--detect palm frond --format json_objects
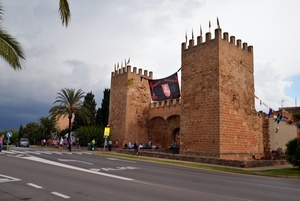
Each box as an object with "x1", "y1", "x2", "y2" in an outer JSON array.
[
  {"x1": 59, "y1": 0, "x2": 71, "y2": 27},
  {"x1": 0, "y1": 27, "x2": 26, "y2": 70}
]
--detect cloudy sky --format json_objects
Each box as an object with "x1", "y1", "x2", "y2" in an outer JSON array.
[{"x1": 0, "y1": 0, "x2": 299, "y2": 131}]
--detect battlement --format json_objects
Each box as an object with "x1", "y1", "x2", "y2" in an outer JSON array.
[
  {"x1": 181, "y1": 28, "x2": 253, "y2": 53},
  {"x1": 150, "y1": 98, "x2": 182, "y2": 109},
  {"x1": 149, "y1": 98, "x2": 181, "y2": 120},
  {"x1": 111, "y1": 65, "x2": 153, "y2": 79}
]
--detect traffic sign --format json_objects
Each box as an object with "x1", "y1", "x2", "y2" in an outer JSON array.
[{"x1": 6, "y1": 132, "x2": 12, "y2": 138}]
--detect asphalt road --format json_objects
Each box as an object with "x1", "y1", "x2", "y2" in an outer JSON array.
[{"x1": 0, "y1": 146, "x2": 299, "y2": 201}]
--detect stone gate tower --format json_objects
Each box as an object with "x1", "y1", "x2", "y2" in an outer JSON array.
[
  {"x1": 180, "y1": 28, "x2": 266, "y2": 160},
  {"x1": 109, "y1": 66, "x2": 152, "y2": 145}
]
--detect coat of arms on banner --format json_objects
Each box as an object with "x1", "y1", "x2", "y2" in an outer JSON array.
[{"x1": 161, "y1": 84, "x2": 171, "y2": 97}]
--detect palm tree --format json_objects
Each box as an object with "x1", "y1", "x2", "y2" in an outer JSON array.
[
  {"x1": 49, "y1": 88, "x2": 91, "y2": 145},
  {"x1": 0, "y1": 4, "x2": 25, "y2": 70},
  {"x1": 39, "y1": 116, "x2": 60, "y2": 140},
  {"x1": 0, "y1": 0, "x2": 70, "y2": 70}
]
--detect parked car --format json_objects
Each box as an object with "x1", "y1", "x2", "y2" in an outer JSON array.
[
  {"x1": 3, "y1": 138, "x2": 10, "y2": 145},
  {"x1": 16, "y1": 138, "x2": 29, "y2": 147}
]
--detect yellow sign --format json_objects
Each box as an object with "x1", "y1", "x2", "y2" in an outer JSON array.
[{"x1": 104, "y1": 127, "x2": 110, "y2": 137}]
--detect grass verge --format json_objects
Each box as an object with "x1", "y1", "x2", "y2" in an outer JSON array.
[{"x1": 98, "y1": 152, "x2": 300, "y2": 177}]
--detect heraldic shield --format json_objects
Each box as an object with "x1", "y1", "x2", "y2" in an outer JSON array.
[{"x1": 148, "y1": 72, "x2": 180, "y2": 101}]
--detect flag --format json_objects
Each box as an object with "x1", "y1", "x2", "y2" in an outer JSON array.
[
  {"x1": 117, "y1": 63, "x2": 119, "y2": 69},
  {"x1": 217, "y1": 17, "x2": 220, "y2": 29},
  {"x1": 185, "y1": 31, "x2": 187, "y2": 43},
  {"x1": 254, "y1": 94, "x2": 259, "y2": 99},
  {"x1": 148, "y1": 72, "x2": 180, "y2": 101},
  {"x1": 263, "y1": 102, "x2": 268, "y2": 107},
  {"x1": 260, "y1": 100, "x2": 262, "y2": 106},
  {"x1": 275, "y1": 113, "x2": 282, "y2": 124},
  {"x1": 209, "y1": 20, "x2": 211, "y2": 28},
  {"x1": 283, "y1": 116, "x2": 289, "y2": 121},
  {"x1": 200, "y1": 25, "x2": 202, "y2": 36},
  {"x1": 127, "y1": 57, "x2": 130, "y2": 64},
  {"x1": 192, "y1": 29, "x2": 194, "y2": 40},
  {"x1": 268, "y1": 108, "x2": 273, "y2": 118}
]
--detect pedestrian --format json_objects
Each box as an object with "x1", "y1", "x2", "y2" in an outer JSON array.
[
  {"x1": 0, "y1": 134, "x2": 4, "y2": 152},
  {"x1": 115, "y1": 139, "x2": 119, "y2": 148},
  {"x1": 108, "y1": 140, "x2": 112, "y2": 151},
  {"x1": 67, "y1": 137, "x2": 72, "y2": 152},
  {"x1": 92, "y1": 138, "x2": 95, "y2": 151},
  {"x1": 76, "y1": 138, "x2": 80, "y2": 150},
  {"x1": 133, "y1": 141, "x2": 139, "y2": 156},
  {"x1": 59, "y1": 136, "x2": 63, "y2": 152}
]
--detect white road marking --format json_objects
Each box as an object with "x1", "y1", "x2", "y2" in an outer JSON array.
[
  {"x1": 22, "y1": 156, "x2": 133, "y2": 181},
  {"x1": 51, "y1": 192, "x2": 70, "y2": 199},
  {"x1": 58, "y1": 159, "x2": 93, "y2": 165},
  {"x1": 27, "y1": 183, "x2": 43, "y2": 189},
  {"x1": 106, "y1": 157, "x2": 136, "y2": 163},
  {"x1": 0, "y1": 174, "x2": 21, "y2": 183}
]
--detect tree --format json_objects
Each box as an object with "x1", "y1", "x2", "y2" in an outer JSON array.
[
  {"x1": 0, "y1": 0, "x2": 70, "y2": 70},
  {"x1": 22, "y1": 122, "x2": 41, "y2": 145},
  {"x1": 73, "y1": 92, "x2": 97, "y2": 130},
  {"x1": 49, "y1": 88, "x2": 91, "y2": 145},
  {"x1": 95, "y1": 88, "x2": 110, "y2": 127},
  {"x1": 75, "y1": 125, "x2": 104, "y2": 148},
  {"x1": 39, "y1": 116, "x2": 60, "y2": 139},
  {"x1": 286, "y1": 138, "x2": 300, "y2": 168}
]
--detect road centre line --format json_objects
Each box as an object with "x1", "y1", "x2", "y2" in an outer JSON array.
[
  {"x1": 58, "y1": 159, "x2": 93, "y2": 165},
  {"x1": 27, "y1": 183, "x2": 43, "y2": 189},
  {"x1": 22, "y1": 156, "x2": 133, "y2": 181},
  {"x1": 51, "y1": 192, "x2": 70, "y2": 199},
  {"x1": 106, "y1": 158, "x2": 136, "y2": 163}
]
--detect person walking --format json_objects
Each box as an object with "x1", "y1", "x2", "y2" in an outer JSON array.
[
  {"x1": 0, "y1": 134, "x2": 4, "y2": 152},
  {"x1": 115, "y1": 139, "x2": 119, "y2": 148},
  {"x1": 59, "y1": 136, "x2": 64, "y2": 152},
  {"x1": 133, "y1": 141, "x2": 139, "y2": 156},
  {"x1": 76, "y1": 138, "x2": 80, "y2": 150},
  {"x1": 67, "y1": 137, "x2": 72, "y2": 152},
  {"x1": 92, "y1": 138, "x2": 95, "y2": 151}
]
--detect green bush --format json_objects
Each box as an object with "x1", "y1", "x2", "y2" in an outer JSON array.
[{"x1": 286, "y1": 138, "x2": 300, "y2": 168}]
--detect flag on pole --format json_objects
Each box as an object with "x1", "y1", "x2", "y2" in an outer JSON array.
[
  {"x1": 148, "y1": 72, "x2": 180, "y2": 101},
  {"x1": 217, "y1": 17, "x2": 220, "y2": 29},
  {"x1": 209, "y1": 20, "x2": 211, "y2": 29},
  {"x1": 192, "y1": 29, "x2": 194, "y2": 40},
  {"x1": 185, "y1": 31, "x2": 187, "y2": 43},
  {"x1": 127, "y1": 57, "x2": 130, "y2": 65},
  {"x1": 268, "y1": 108, "x2": 273, "y2": 118},
  {"x1": 200, "y1": 25, "x2": 202, "y2": 36},
  {"x1": 275, "y1": 113, "x2": 282, "y2": 124}
]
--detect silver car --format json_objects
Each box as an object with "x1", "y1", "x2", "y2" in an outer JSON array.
[{"x1": 16, "y1": 138, "x2": 29, "y2": 147}]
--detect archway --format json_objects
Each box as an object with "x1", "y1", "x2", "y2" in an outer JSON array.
[{"x1": 172, "y1": 128, "x2": 180, "y2": 148}]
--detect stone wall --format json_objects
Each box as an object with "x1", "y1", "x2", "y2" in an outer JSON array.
[
  {"x1": 109, "y1": 66, "x2": 152, "y2": 145},
  {"x1": 180, "y1": 28, "x2": 265, "y2": 160}
]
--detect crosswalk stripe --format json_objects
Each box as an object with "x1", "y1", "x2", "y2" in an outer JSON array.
[{"x1": 1, "y1": 150, "x2": 93, "y2": 156}]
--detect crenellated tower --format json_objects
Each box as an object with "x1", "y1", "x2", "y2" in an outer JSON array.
[
  {"x1": 109, "y1": 66, "x2": 153, "y2": 145},
  {"x1": 180, "y1": 28, "x2": 266, "y2": 160}
]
